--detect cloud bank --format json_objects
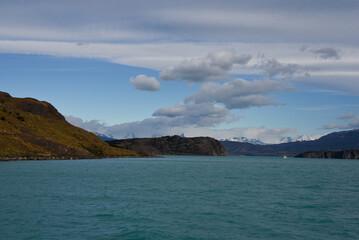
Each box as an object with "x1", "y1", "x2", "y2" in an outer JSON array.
[
  {"x1": 66, "y1": 115, "x2": 298, "y2": 144},
  {"x1": 1, "y1": 0, "x2": 358, "y2": 44}
]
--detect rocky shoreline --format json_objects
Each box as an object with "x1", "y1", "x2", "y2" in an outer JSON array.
[
  {"x1": 295, "y1": 150, "x2": 359, "y2": 159},
  {"x1": 0, "y1": 156, "x2": 75, "y2": 161}
]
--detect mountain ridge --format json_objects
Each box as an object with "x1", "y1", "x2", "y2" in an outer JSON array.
[
  {"x1": 221, "y1": 129, "x2": 359, "y2": 157},
  {"x1": 107, "y1": 135, "x2": 226, "y2": 156}
]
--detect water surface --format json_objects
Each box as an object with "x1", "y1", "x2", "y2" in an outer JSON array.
[{"x1": 1, "y1": 156, "x2": 358, "y2": 239}]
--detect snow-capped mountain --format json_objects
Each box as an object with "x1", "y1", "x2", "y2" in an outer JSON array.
[
  {"x1": 220, "y1": 137, "x2": 266, "y2": 145},
  {"x1": 221, "y1": 134, "x2": 325, "y2": 145},
  {"x1": 279, "y1": 134, "x2": 325, "y2": 143}
]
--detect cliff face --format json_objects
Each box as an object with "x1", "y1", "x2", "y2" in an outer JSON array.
[
  {"x1": 0, "y1": 91, "x2": 140, "y2": 160},
  {"x1": 107, "y1": 135, "x2": 227, "y2": 156},
  {"x1": 295, "y1": 150, "x2": 359, "y2": 159}
]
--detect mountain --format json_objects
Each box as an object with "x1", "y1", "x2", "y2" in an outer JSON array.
[
  {"x1": 220, "y1": 137, "x2": 265, "y2": 145},
  {"x1": 0, "y1": 91, "x2": 140, "y2": 160},
  {"x1": 221, "y1": 129, "x2": 359, "y2": 157},
  {"x1": 107, "y1": 135, "x2": 226, "y2": 156},
  {"x1": 279, "y1": 134, "x2": 325, "y2": 143},
  {"x1": 221, "y1": 134, "x2": 324, "y2": 145}
]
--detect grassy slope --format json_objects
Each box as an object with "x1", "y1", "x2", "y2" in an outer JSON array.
[{"x1": 0, "y1": 92, "x2": 140, "y2": 159}]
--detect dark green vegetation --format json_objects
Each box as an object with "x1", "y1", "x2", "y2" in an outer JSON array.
[
  {"x1": 107, "y1": 135, "x2": 227, "y2": 156},
  {"x1": 295, "y1": 150, "x2": 359, "y2": 159},
  {"x1": 0, "y1": 91, "x2": 141, "y2": 160},
  {"x1": 221, "y1": 129, "x2": 359, "y2": 157}
]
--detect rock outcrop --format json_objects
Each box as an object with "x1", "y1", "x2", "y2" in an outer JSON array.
[
  {"x1": 295, "y1": 150, "x2": 359, "y2": 159},
  {"x1": 0, "y1": 91, "x2": 140, "y2": 160},
  {"x1": 107, "y1": 135, "x2": 227, "y2": 156}
]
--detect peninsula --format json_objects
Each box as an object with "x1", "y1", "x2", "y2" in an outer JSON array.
[{"x1": 107, "y1": 135, "x2": 226, "y2": 156}]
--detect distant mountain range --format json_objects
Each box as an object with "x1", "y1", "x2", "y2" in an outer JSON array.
[
  {"x1": 95, "y1": 129, "x2": 359, "y2": 158},
  {"x1": 221, "y1": 129, "x2": 359, "y2": 157},
  {"x1": 97, "y1": 132, "x2": 323, "y2": 145},
  {"x1": 219, "y1": 137, "x2": 266, "y2": 145},
  {"x1": 220, "y1": 134, "x2": 324, "y2": 145}
]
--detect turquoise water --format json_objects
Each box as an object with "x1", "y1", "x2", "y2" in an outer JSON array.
[{"x1": 0, "y1": 156, "x2": 358, "y2": 239}]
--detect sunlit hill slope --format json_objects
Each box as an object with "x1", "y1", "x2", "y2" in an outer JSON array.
[{"x1": 0, "y1": 91, "x2": 140, "y2": 160}]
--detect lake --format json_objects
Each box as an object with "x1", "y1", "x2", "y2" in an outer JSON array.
[{"x1": 1, "y1": 156, "x2": 358, "y2": 239}]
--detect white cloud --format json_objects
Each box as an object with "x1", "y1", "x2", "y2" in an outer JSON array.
[
  {"x1": 130, "y1": 74, "x2": 161, "y2": 91},
  {"x1": 152, "y1": 102, "x2": 237, "y2": 127},
  {"x1": 1, "y1": 39, "x2": 358, "y2": 95},
  {"x1": 160, "y1": 50, "x2": 251, "y2": 83},
  {"x1": 323, "y1": 112, "x2": 359, "y2": 130},
  {"x1": 185, "y1": 78, "x2": 286, "y2": 109},
  {"x1": 66, "y1": 102, "x2": 238, "y2": 138}
]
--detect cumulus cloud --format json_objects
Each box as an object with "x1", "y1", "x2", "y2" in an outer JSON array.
[
  {"x1": 323, "y1": 112, "x2": 359, "y2": 130},
  {"x1": 185, "y1": 78, "x2": 285, "y2": 109},
  {"x1": 256, "y1": 57, "x2": 306, "y2": 78},
  {"x1": 152, "y1": 102, "x2": 237, "y2": 127},
  {"x1": 130, "y1": 74, "x2": 161, "y2": 91},
  {"x1": 160, "y1": 50, "x2": 251, "y2": 83}
]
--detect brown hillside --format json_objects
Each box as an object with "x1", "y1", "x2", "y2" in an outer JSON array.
[{"x1": 0, "y1": 91, "x2": 140, "y2": 160}]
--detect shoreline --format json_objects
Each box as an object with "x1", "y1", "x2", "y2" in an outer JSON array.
[{"x1": 0, "y1": 154, "x2": 153, "y2": 161}]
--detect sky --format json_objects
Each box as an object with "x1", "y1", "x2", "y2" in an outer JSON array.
[{"x1": 1, "y1": 0, "x2": 359, "y2": 143}]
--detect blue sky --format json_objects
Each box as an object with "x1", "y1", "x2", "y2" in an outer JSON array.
[{"x1": 1, "y1": 0, "x2": 358, "y2": 143}]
